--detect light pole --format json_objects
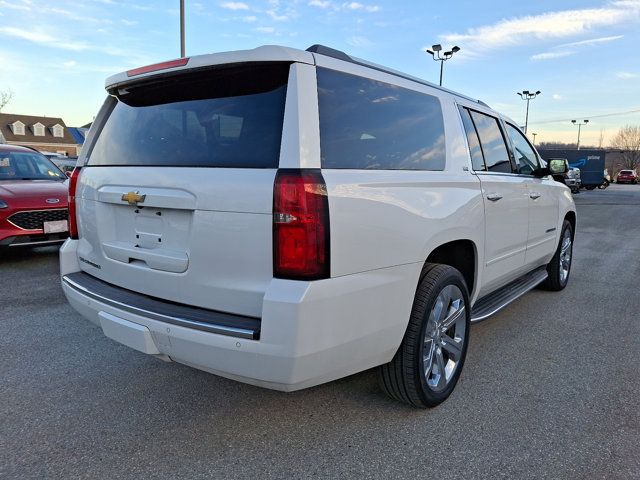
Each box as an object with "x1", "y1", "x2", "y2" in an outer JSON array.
[
  {"x1": 516, "y1": 90, "x2": 541, "y2": 135},
  {"x1": 571, "y1": 119, "x2": 589, "y2": 150},
  {"x1": 532, "y1": 132, "x2": 537, "y2": 145},
  {"x1": 180, "y1": 0, "x2": 185, "y2": 57},
  {"x1": 425, "y1": 44, "x2": 460, "y2": 86}
]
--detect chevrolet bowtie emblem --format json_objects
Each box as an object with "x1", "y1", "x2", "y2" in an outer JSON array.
[{"x1": 121, "y1": 191, "x2": 146, "y2": 205}]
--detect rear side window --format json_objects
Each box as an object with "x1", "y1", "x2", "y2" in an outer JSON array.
[
  {"x1": 317, "y1": 68, "x2": 445, "y2": 170},
  {"x1": 88, "y1": 63, "x2": 290, "y2": 168},
  {"x1": 469, "y1": 110, "x2": 512, "y2": 174},
  {"x1": 458, "y1": 106, "x2": 486, "y2": 171}
]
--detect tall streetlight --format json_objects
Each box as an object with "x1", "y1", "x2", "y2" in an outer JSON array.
[
  {"x1": 425, "y1": 44, "x2": 460, "y2": 86},
  {"x1": 571, "y1": 119, "x2": 589, "y2": 150},
  {"x1": 531, "y1": 132, "x2": 538, "y2": 145},
  {"x1": 180, "y1": 0, "x2": 186, "y2": 57},
  {"x1": 516, "y1": 90, "x2": 541, "y2": 135}
]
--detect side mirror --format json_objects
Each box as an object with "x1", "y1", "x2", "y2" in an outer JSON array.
[{"x1": 549, "y1": 159, "x2": 568, "y2": 175}]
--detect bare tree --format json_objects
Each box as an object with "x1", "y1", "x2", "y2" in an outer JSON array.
[
  {"x1": 610, "y1": 125, "x2": 640, "y2": 170},
  {"x1": 597, "y1": 129, "x2": 605, "y2": 149},
  {"x1": 0, "y1": 89, "x2": 12, "y2": 112}
]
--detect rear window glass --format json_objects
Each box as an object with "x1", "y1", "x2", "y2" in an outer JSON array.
[
  {"x1": 88, "y1": 63, "x2": 290, "y2": 168},
  {"x1": 317, "y1": 68, "x2": 445, "y2": 170}
]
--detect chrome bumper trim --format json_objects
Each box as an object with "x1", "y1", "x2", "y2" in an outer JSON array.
[
  {"x1": 8, "y1": 239, "x2": 66, "y2": 247},
  {"x1": 62, "y1": 274, "x2": 259, "y2": 340}
]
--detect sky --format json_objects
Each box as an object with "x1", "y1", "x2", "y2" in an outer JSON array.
[{"x1": 0, "y1": 0, "x2": 639, "y2": 146}]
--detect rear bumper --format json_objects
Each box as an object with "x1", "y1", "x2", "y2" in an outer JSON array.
[{"x1": 60, "y1": 239, "x2": 419, "y2": 391}]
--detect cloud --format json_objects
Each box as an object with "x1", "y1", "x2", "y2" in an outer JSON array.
[
  {"x1": 552, "y1": 94, "x2": 562, "y2": 100},
  {"x1": 46, "y1": 7, "x2": 113, "y2": 24},
  {"x1": 256, "y1": 26, "x2": 276, "y2": 33},
  {"x1": 267, "y1": 9, "x2": 290, "y2": 20},
  {"x1": 242, "y1": 15, "x2": 257, "y2": 21},
  {"x1": 347, "y1": 35, "x2": 373, "y2": 47},
  {"x1": 0, "y1": 0, "x2": 31, "y2": 11},
  {"x1": 557, "y1": 34, "x2": 623, "y2": 48},
  {"x1": 63, "y1": 60, "x2": 77, "y2": 68},
  {"x1": 0, "y1": 26, "x2": 93, "y2": 51},
  {"x1": 308, "y1": 0, "x2": 331, "y2": 7},
  {"x1": 530, "y1": 50, "x2": 575, "y2": 61},
  {"x1": 220, "y1": 2, "x2": 249, "y2": 10},
  {"x1": 121, "y1": 19, "x2": 138, "y2": 26},
  {"x1": 343, "y1": 2, "x2": 380, "y2": 12},
  {"x1": 0, "y1": 25, "x2": 145, "y2": 59},
  {"x1": 441, "y1": 3, "x2": 640, "y2": 54},
  {"x1": 0, "y1": 27, "x2": 54, "y2": 44},
  {"x1": 617, "y1": 71, "x2": 639, "y2": 78}
]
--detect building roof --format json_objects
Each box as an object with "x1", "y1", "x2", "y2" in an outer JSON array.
[
  {"x1": 67, "y1": 127, "x2": 89, "y2": 144},
  {"x1": 0, "y1": 113, "x2": 77, "y2": 145}
]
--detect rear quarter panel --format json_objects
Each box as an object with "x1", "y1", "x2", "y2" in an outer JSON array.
[{"x1": 324, "y1": 170, "x2": 484, "y2": 280}]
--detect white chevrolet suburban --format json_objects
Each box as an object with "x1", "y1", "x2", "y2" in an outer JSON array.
[{"x1": 60, "y1": 45, "x2": 576, "y2": 407}]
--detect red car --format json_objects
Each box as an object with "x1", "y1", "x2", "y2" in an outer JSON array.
[
  {"x1": 0, "y1": 144, "x2": 70, "y2": 247},
  {"x1": 616, "y1": 170, "x2": 638, "y2": 184}
]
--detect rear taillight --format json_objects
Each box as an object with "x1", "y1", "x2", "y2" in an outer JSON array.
[
  {"x1": 68, "y1": 167, "x2": 81, "y2": 239},
  {"x1": 273, "y1": 169, "x2": 330, "y2": 280}
]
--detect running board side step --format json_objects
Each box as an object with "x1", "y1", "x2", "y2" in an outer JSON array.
[{"x1": 470, "y1": 266, "x2": 548, "y2": 323}]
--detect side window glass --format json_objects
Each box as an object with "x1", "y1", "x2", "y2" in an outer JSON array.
[
  {"x1": 505, "y1": 123, "x2": 540, "y2": 175},
  {"x1": 469, "y1": 111, "x2": 512, "y2": 173},
  {"x1": 458, "y1": 106, "x2": 486, "y2": 171},
  {"x1": 317, "y1": 68, "x2": 446, "y2": 170}
]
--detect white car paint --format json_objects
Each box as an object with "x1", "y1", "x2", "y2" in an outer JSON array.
[{"x1": 61, "y1": 44, "x2": 576, "y2": 391}]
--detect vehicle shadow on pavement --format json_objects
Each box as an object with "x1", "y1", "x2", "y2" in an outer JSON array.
[{"x1": 0, "y1": 245, "x2": 60, "y2": 262}]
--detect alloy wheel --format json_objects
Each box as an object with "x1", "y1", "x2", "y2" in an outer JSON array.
[
  {"x1": 422, "y1": 285, "x2": 466, "y2": 392},
  {"x1": 559, "y1": 230, "x2": 572, "y2": 283}
]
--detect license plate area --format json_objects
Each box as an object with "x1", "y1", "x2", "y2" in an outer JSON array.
[
  {"x1": 96, "y1": 203, "x2": 193, "y2": 252},
  {"x1": 44, "y1": 219, "x2": 68, "y2": 233}
]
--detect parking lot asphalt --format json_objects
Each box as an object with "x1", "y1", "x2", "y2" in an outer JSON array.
[{"x1": 2, "y1": 184, "x2": 640, "y2": 480}]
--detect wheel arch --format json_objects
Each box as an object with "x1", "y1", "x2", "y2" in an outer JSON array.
[
  {"x1": 564, "y1": 210, "x2": 576, "y2": 238},
  {"x1": 424, "y1": 239, "x2": 478, "y2": 298}
]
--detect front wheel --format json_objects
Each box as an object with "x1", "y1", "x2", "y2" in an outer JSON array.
[
  {"x1": 540, "y1": 220, "x2": 573, "y2": 291},
  {"x1": 378, "y1": 264, "x2": 470, "y2": 408}
]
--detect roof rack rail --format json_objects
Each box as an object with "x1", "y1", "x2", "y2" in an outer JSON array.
[{"x1": 306, "y1": 44, "x2": 488, "y2": 107}]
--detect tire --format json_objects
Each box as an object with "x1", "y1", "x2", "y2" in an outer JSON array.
[
  {"x1": 540, "y1": 220, "x2": 573, "y2": 291},
  {"x1": 378, "y1": 263, "x2": 470, "y2": 408}
]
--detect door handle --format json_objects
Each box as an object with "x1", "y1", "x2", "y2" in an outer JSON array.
[
  {"x1": 529, "y1": 192, "x2": 541, "y2": 200},
  {"x1": 486, "y1": 193, "x2": 503, "y2": 202}
]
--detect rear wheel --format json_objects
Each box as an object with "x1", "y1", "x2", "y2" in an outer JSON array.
[
  {"x1": 378, "y1": 264, "x2": 470, "y2": 408},
  {"x1": 540, "y1": 220, "x2": 573, "y2": 291}
]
